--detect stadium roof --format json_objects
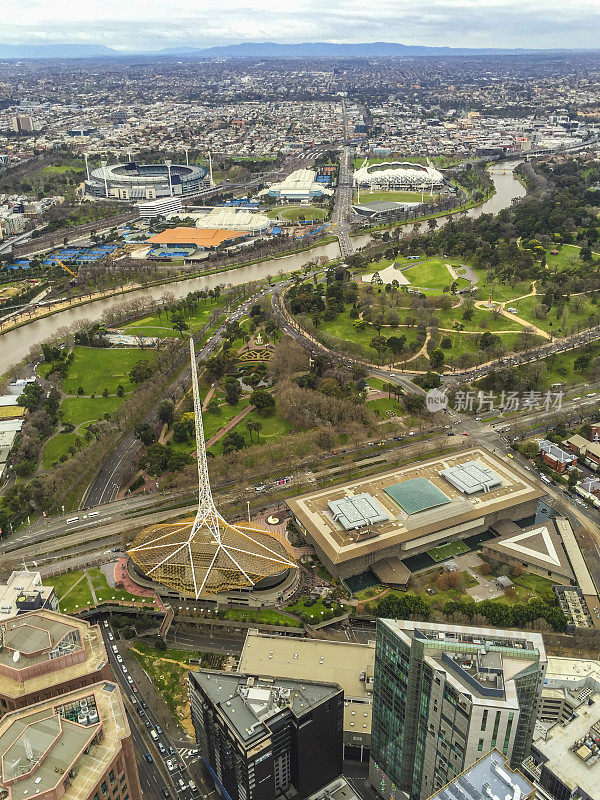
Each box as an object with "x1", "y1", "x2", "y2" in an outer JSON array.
[
  {"x1": 147, "y1": 227, "x2": 248, "y2": 248},
  {"x1": 441, "y1": 460, "x2": 502, "y2": 494},
  {"x1": 327, "y1": 493, "x2": 389, "y2": 530},
  {"x1": 384, "y1": 478, "x2": 450, "y2": 515}
]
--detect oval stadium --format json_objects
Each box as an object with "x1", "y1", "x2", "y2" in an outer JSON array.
[
  {"x1": 84, "y1": 161, "x2": 209, "y2": 201},
  {"x1": 353, "y1": 160, "x2": 444, "y2": 190}
]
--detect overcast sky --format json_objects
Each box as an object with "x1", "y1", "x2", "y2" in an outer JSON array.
[{"x1": 7, "y1": 0, "x2": 600, "y2": 51}]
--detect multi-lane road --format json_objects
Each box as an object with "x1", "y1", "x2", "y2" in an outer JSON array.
[{"x1": 99, "y1": 617, "x2": 209, "y2": 800}]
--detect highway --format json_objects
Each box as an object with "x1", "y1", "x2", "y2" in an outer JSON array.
[{"x1": 333, "y1": 101, "x2": 354, "y2": 258}]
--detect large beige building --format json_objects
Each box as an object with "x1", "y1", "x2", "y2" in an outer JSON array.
[
  {"x1": 0, "y1": 681, "x2": 142, "y2": 800},
  {"x1": 0, "y1": 611, "x2": 111, "y2": 714},
  {"x1": 238, "y1": 630, "x2": 375, "y2": 760},
  {"x1": 287, "y1": 448, "x2": 544, "y2": 579}
]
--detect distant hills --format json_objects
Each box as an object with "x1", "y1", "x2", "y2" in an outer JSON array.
[{"x1": 0, "y1": 40, "x2": 594, "y2": 60}]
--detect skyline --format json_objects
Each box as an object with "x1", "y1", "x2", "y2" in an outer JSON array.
[{"x1": 6, "y1": 1, "x2": 600, "y2": 53}]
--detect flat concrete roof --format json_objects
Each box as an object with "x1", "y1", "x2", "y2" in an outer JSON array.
[
  {"x1": 328, "y1": 493, "x2": 389, "y2": 530},
  {"x1": 533, "y1": 687, "x2": 600, "y2": 796},
  {"x1": 0, "y1": 571, "x2": 54, "y2": 620},
  {"x1": 555, "y1": 517, "x2": 597, "y2": 597},
  {"x1": 0, "y1": 682, "x2": 129, "y2": 800},
  {"x1": 426, "y1": 749, "x2": 535, "y2": 800},
  {"x1": 440, "y1": 460, "x2": 502, "y2": 495},
  {"x1": 190, "y1": 670, "x2": 341, "y2": 748},
  {"x1": 287, "y1": 449, "x2": 544, "y2": 566},
  {"x1": 238, "y1": 631, "x2": 374, "y2": 736},
  {"x1": 0, "y1": 611, "x2": 107, "y2": 700}
]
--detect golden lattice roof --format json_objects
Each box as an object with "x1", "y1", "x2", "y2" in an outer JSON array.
[{"x1": 128, "y1": 516, "x2": 295, "y2": 597}]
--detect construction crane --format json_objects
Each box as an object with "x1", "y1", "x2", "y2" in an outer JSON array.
[{"x1": 55, "y1": 259, "x2": 78, "y2": 278}]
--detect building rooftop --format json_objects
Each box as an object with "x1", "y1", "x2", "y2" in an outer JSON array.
[
  {"x1": 0, "y1": 682, "x2": 130, "y2": 800},
  {"x1": 237, "y1": 631, "x2": 374, "y2": 736},
  {"x1": 287, "y1": 449, "x2": 544, "y2": 566},
  {"x1": 0, "y1": 572, "x2": 55, "y2": 620},
  {"x1": 384, "y1": 478, "x2": 450, "y2": 515},
  {"x1": 0, "y1": 611, "x2": 107, "y2": 700},
  {"x1": 538, "y1": 440, "x2": 576, "y2": 465},
  {"x1": 484, "y1": 519, "x2": 574, "y2": 580},
  {"x1": 532, "y1": 685, "x2": 600, "y2": 797},
  {"x1": 190, "y1": 670, "x2": 341, "y2": 748},
  {"x1": 147, "y1": 226, "x2": 248, "y2": 247},
  {"x1": 381, "y1": 620, "x2": 546, "y2": 707},
  {"x1": 440, "y1": 460, "x2": 502, "y2": 495},
  {"x1": 327, "y1": 493, "x2": 389, "y2": 530},
  {"x1": 426, "y1": 749, "x2": 535, "y2": 800}
]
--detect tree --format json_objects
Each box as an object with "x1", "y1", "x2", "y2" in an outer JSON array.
[
  {"x1": 129, "y1": 360, "x2": 155, "y2": 384},
  {"x1": 250, "y1": 389, "x2": 275, "y2": 416},
  {"x1": 252, "y1": 420, "x2": 263, "y2": 442},
  {"x1": 172, "y1": 314, "x2": 189, "y2": 338},
  {"x1": 133, "y1": 422, "x2": 156, "y2": 446},
  {"x1": 116, "y1": 384, "x2": 125, "y2": 397},
  {"x1": 567, "y1": 468, "x2": 579, "y2": 489},
  {"x1": 370, "y1": 335, "x2": 389, "y2": 364},
  {"x1": 440, "y1": 336, "x2": 452, "y2": 350},
  {"x1": 404, "y1": 395, "x2": 426, "y2": 414},
  {"x1": 224, "y1": 377, "x2": 242, "y2": 406},
  {"x1": 429, "y1": 349, "x2": 444, "y2": 370},
  {"x1": 157, "y1": 399, "x2": 175, "y2": 426},
  {"x1": 222, "y1": 431, "x2": 246, "y2": 454}
]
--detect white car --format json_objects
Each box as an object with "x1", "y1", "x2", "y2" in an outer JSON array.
[
  {"x1": 121, "y1": 665, "x2": 128, "y2": 673},
  {"x1": 116, "y1": 655, "x2": 123, "y2": 663}
]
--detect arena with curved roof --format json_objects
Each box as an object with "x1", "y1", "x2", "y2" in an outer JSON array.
[
  {"x1": 84, "y1": 161, "x2": 209, "y2": 201},
  {"x1": 353, "y1": 161, "x2": 443, "y2": 191}
]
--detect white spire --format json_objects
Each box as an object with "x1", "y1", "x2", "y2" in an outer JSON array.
[{"x1": 189, "y1": 338, "x2": 222, "y2": 543}]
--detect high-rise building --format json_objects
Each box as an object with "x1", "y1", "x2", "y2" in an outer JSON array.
[
  {"x1": 189, "y1": 670, "x2": 343, "y2": 800},
  {"x1": 0, "y1": 680, "x2": 142, "y2": 800},
  {"x1": 370, "y1": 620, "x2": 546, "y2": 800},
  {"x1": 11, "y1": 115, "x2": 35, "y2": 133},
  {"x1": 0, "y1": 610, "x2": 111, "y2": 714},
  {"x1": 237, "y1": 630, "x2": 374, "y2": 761}
]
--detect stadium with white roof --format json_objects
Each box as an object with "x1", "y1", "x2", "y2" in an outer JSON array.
[{"x1": 353, "y1": 161, "x2": 444, "y2": 191}]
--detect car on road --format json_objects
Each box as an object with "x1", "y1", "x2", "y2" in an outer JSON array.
[
  {"x1": 158, "y1": 742, "x2": 166, "y2": 754},
  {"x1": 166, "y1": 760, "x2": 175, "y2": 772},
  {"x1": 156, "y1": 725, "x2": 163, "y2": 734},
  {"x1": 161, "y1": 789, "x2": 171, "y2": 799},
  {"x1": 145, "y1": 753, "x2": 153, "y2": 763},
  {"x1": 121, "y1": 664, "x2": 127, "y2": 673},
  {"x1": 462, "y1": 432, "x2": 470, "y2": 436},
  {"x1": 116, "y1": 655, "x2": 123, "y2": 663}
]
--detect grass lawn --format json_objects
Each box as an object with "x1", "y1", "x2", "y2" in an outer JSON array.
[
  {"x1": 545, "y1": 244, "x2": 585, "y2": 271},
  {"x1": 427, "y1": 540, "x2": 470, "y2": 562},
  {"x1": 221, "y1": 608, "x2": 299, "y2": 626},
  {"x1": 87, "y1": 567, "x2": 148, "y2": 605},
  {"x1": 230, "y1": 408, "x2": 294, "y2": 446},
  {"x1": 285, "y1": 596, "x2": 343, "y2": 623},
  {"x1": 61, "y1": 347, "x2": 156, "y2": 395},
  {"x1": 474, "y1": 273, "x2": 533, "y2": 304},
  {"x1": 353, "y1": 585, "x2": 385, "y2": 601},
  {"x1": 403, "y1": 258, "x2": 455, "y2": 291},
  {"x1": 353, "y1": 155, "x2": 460, "y2": 169},
  {"x1": 266, "y1": 205, "x2": 328, "y2": 222},
  {"x1": 42, "y1": 432, "x2": 84, "y2": 469},
  {"x1": 512, "y1": 294, "x2": 598, "y2": 336},
  {"x1": 124, "y1": 300, "x2": 226, "y2": 338},
  {"x1": 367, "y1": 397, "x2": 404, "y2": 418},
  {"x1": 53, "y1": 573, "x2": 94, "y2": 614},
  {"x1": 52, "y1": 571, "x2": 86, "y2": 605},
  {"x1": 60, "y1": 396, "x2": 124, "y2": 426},
  {"x1": 434, "y1": 303, "x2": 524, "y2": 333},
  {"x1": 354, "y1": 190, "x2": 437, "y2": 204}
]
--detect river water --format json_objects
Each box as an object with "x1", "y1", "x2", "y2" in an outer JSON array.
[{"x1": 0, "y1": 163, "x2": 525, "y2": 375}]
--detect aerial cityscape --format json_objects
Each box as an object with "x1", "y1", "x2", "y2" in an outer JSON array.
[{"x1": 3, "y1": 4, "x2": 600, "y2": 800}]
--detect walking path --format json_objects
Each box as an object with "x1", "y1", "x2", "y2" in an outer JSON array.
[
  {"x1": 204, "y1": 404, "x2": 255, "y2": 449},
  {"x1": 202, "y1": 386, "x2": 215, "y2": 411},
  {"x1": 85, "y1": 570, "x2": 98, "y2": 605}
]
